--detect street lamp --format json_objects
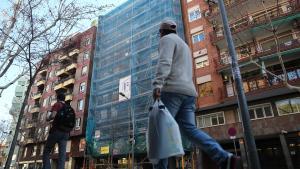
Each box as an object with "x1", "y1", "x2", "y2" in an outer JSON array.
[{"x1": 119, "y1": 92, "x2": 135, "y2": 169}]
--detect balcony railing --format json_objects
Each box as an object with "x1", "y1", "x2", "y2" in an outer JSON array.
[
  {"x1": 225, "y1": 67, "x2": 300, "y2": 97},
  {"x1": 32, "y1": 92, "x2": 42, "y2": 100},
  {"x1": 30, "y1": 106, "x2": 40, "y2": 113},
  {"x1": 36, "y1": 77, "x2": 46, "y2": 87},
  {"x1": 38, "y1": 68, "x2": 47, "y2": 75},
  {"x1": 210, "y1": 0, "x2": 300, "y2": 43},
  {"x1": 56, "y1": 62, "x2": 77, "y2": 76},
  {"x1": 65, "y1": 92, "x2": 73, "y2": 101},
  {"x1": 58, "y1": 48, "x2": 79, "y2": 61},
  {"x1": 54, "y1": 75, "x2": 75, "y2": 90},
  {"x1": 219, "y1": 39, "x2": 300, "y2": 66},
  {"x1": 206, "y1": 0, "x2": 248, "y2": 19}
]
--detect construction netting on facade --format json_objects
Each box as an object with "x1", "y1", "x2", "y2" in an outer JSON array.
[{"x1": 86, "y1": 0, "x2": 185, "y2": 158}]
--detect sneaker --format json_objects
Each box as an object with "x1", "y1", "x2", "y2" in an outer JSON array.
[{"x1": 220, "y1": 154, "x2": 242, "y2": 169}]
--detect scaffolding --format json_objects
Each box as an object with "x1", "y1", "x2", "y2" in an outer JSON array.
[{"x1": 86, "y1": 0, "x2": 185, "y2": 163}]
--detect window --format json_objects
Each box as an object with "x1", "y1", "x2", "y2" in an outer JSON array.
[
  {"x1": 79, "y1": 82, "x2": 86, "y2": 93},
  {"x1": 44, "y1": 126, "x2": 49, "y2": 138},
  {"x1": 111, "y1": 107, "x2": 117, "y2": 117},
  {"x1": 81, "y1": 66, "x2": 88, "y2": 75},
  {"x1": 75, "y1": 117, "x2": 81, "y2": 130},
  {"x1": 197, "y1": 75, "x2": 213, "y2": 97},
  {"x1": 42, "y1": 98, "x2": 48, "y2": 107},
  {"x1": 54, "y1": 144, "x2": 58, "y2": 153},
  {"x1": 77, "y1": 99, "x2": 84, "y2": 111},
  {"x1": 40, "y1": 145, "x2": 44, "y2": 155},
  {"x1": 192, "y1": 32, "x2": 205, "y2": 43},
  {"x1": 23, "y1": 147, "x2": 28, "y2": 157},
  {"x1": 79, "y1": 139, "x2": 86, "y2": 151},
  {"x1": 50, "y1": 95, "x2": 56, "y2": 105},
  {"x1": 100, "y1": 109, "x2": 108, "y2": 120},
  {"x1": 49, "y1": 71, "x2": 54, "y2": 78},
  {"x1": 276, "y1": 98, "x2": 300, "y2": 115},
  {"x1": 188, "y1": 7, "x2": 201, "y2": 22},
  {"x1": 195, "y1": 55, "x2": 209, "y2": 69},
  {"x1": 32, "y1": 146, "x2": 37, "y2": 157},
  {"x1": 48, "y1": 96, "x2": 52, "y2": 106},
  {"x1": 198, "y1": 82, "x2": 213, "y2": 97},
  {"x1": 83, "y1": 51, "x2": 89, "y2": 60},
  {"x1": 45, "y1": 84, "x2": 50, "y2": 92},
  {"x1": 246, "y1": 104, "x2": 274, "y2": 120},
  {"x1": 196, "y1": 112, "x2": 225, "y2": 128},
  {"x1": 82, "y1": 38, "x2": 91, "y2": 46},
  {"x1": 66, "y1": 141, "x2": 71, "y2": 152}
]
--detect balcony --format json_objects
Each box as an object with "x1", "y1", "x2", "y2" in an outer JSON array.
[
  {"x1": 218, "y1": 39, "x2": 300, "y2": 71},
  {"x1": 38, "y1": 69, "x2": 47, "y2": 75},
  {"x1": 57, "y1": 48, "x2": 79, "y2": 61},
  {"x1": 65, "y1": 93, "x2": 73, "y2": 101},
  {"x1": 66, "y1": 63, "x2": 77, "y2": 71},
  {"x1": 54, "y1": 82, "x2": 65, "y2": 91},
  {"x1": 32, "y1": 92, "x2": 42, "y2": 100},
  {"x1": 69, "y1": 49, "x2": 80, "y2": 56},
  {"x1": 26, "y1": 138, "x2": 34, "y2": 144},
  {"x1": 58, "y1": 54, "x2": 68, "y2": 61},
  {"x1": 224, "y1": 67, "x2": 300, "y2": 98},
  {"x1": 36, "y1": 78, "x2": 46, "y2": 87},
  {"x1": 56, "y1": 63, "x2": 77, "y2": 77},
  {"x1": 26, "y1": 120, "x2": 37, "y2": 128},
  {"x1": 210, "y1": 1, "x2": 300, "y2": 44},
  {"x1": 56, "y1": 67, "x2": 69, "y2": 77},
  {"x1": 54, "y1": 75, "x2": 75, "y2": 91},
  {"x1": 30, "y1": 106, "x2": 40, "y2": 113},
  {"x1": 205, "y1": 0, "x2": 248, "y2": 20}
]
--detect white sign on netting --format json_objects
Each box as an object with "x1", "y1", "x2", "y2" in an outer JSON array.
[{"x1": 119, "y1": 75, "x2": 131, "y2": 101}]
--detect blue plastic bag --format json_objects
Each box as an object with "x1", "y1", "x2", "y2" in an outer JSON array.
[{"x1": 147, "y1": 100, "x2": 184, "y2": 164}]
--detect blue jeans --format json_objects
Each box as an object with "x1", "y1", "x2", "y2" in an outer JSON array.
[
  {"x1": 154, "y1": 92, "x2": 229, "y2": 169},
  {"x1": 43, "y1": 130, "x2": 69, "y2": 169}
]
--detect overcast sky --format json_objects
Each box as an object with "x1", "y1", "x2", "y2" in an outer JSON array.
[{"x1": 0, "y1": 0, "x2": 128, "y2": 121}]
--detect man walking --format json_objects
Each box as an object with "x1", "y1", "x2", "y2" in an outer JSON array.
[
  {"x1": 152, "y1": 19, "x2": 241, "y2": 169},
  {"x1": 43, "y1": 93, "x2": 75, "y2": 169}
]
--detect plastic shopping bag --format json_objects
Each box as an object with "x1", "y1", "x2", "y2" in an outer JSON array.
[{"x1": 147, "y1": 100, "x2": 184, "y2": 164}]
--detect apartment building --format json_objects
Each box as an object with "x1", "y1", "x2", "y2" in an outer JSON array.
[
  {"x1": 86, "y1": 0, "x2": 185, "y2": 168},
  {"x1": 182, "y1": 0, "x2": 300, "y2": 169},
  {"x1": 18, "y1": 26, "x2": 96, "y2": 169},
  {"x1": 5, "y1": 76, "x2": 29, "y2": 169}
]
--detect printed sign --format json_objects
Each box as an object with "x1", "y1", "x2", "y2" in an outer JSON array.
[{"x1": 119, "y1": 75, "x2": 131, "y2": 101}]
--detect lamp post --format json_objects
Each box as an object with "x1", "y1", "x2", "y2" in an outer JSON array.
[
  {"x1": 119, "y1": 92, "x2": 135, "y2": 169},
  {"x1": 217, "y1": 0, "x2": 261, "y2": 168}
]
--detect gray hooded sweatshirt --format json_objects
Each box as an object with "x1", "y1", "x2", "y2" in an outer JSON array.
[{"x1": 153, "y1": 33, "x2": 198, "y2": 97}]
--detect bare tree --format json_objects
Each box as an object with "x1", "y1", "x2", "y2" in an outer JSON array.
[{"x1": 0, "y1": 0, "x2": 112, "y2": 168}]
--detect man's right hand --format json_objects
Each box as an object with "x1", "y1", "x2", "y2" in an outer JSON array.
[{"x1": 152, "y1": 88, "x2": 161, "y2": 101}]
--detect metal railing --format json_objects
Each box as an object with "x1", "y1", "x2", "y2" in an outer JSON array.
[{"x1": 210, "y1": 0, "x2": 300, "y2": 43}]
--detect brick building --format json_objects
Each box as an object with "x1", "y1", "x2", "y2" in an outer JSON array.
[
  {"x1": 18, "y1": 26, "x2": 96, "y2": 169},
  {"x1": 181, "y1": 0, "x2": 300, "y2": 169}
]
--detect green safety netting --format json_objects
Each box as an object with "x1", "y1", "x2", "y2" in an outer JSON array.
[{"x1": 86, "y1": 0, "x2": 187, "y2": 157}]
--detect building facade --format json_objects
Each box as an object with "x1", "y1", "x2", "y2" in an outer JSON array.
[
  {"x1": 5, "y1": 76, "x2": 29, "y2": 169},
  {"x1": 86, "y1": 0, "x2": 185, "y2": 168},
  {"x1": 181, "y1": 0, "x2": 300, "y2": 169},
  {"x1": 18, "y1": 27, "x2": 96, "y2": 169}
]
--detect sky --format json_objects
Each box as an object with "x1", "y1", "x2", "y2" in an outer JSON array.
[{"x1": 0, "y1": 0, "x2": 128, "y2": 121}]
